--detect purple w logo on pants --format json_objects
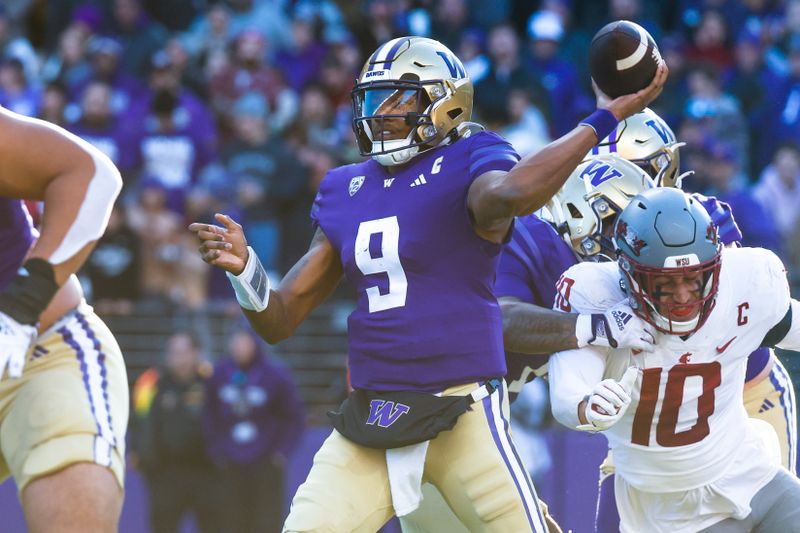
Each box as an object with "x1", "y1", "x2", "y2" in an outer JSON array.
[{"x1": 366, "y1": 400, "x2": 410, "y2": 427}]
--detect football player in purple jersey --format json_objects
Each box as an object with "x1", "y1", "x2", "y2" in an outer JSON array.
[
  {"x1": 0, "y1": 107, "x2": 127, "y2": 532},
  {"x1": 191, "y1": 36, "x2": 666, "y2": 531}
]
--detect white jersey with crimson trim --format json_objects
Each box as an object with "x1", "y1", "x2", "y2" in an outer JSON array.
[{"x1": 551, "y1": 246, "x2": 788, "y2": 493}]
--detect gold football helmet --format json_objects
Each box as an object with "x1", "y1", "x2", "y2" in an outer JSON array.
[
  {"x1": 351, "y1": 37, "x2": 473, "y2": 166},
  {"x1": 589, "y1": 108, "x2": 685, "y2": 187},
  {"x1": 547, "y1": 154, "x2": 655, "y2": 261}
]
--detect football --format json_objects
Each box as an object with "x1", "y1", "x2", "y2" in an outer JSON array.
[{"x1": 589, "y1": 20, "x2": 662, "y2": 98}]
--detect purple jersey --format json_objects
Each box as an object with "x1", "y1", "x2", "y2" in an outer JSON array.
[
  {"x1": 495, "y1": 214, "x2": 577, "y2": 395},
  {"x1": 311, "y1": 131, "x2": 519, "y2": 392},
  {"x1": 0, "y1": 198, "x2": 36, "y2": 291}
]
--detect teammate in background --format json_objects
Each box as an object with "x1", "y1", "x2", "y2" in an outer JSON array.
[
  {"x1": 587, "y1": 109, "x2": 797, "y2": 533},
  {"x1": 191, "y1": 36, "x2": 666, "y2": 531},
  {"x1": 550, "y1": 187, "x2": 800, "y2": 531},
  {"x1": 0, "y1": 107, "x2": 127, "y2": 532}
]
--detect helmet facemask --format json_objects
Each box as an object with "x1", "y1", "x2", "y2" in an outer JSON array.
[
  {"x1": 352, "y1": 37, "x2": 474, "y2": 167},
  {"x1": 613, "y1": 189, "x2": 723, "y2": 335},
  {"x1": 351, "y1": 77, "x2": 441, "y2": 166},
  {"x1": 619, "y1": 251, "x2": 721, "y2": 334}
]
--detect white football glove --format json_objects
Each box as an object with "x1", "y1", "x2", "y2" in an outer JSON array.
[
  {"x1": 0, "y1": 310, "x2": 36, "y2": 379},
  {"x1": 577, "y1": 367, "x2": 639, "y2": 432},
  {"x1": 576, "y1": 301, "x2": 656, "y2": 352}
]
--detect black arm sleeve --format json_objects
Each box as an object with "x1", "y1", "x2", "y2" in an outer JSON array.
[{"x1": 761, "y1": 304, "x2": 793, "y2": 348}]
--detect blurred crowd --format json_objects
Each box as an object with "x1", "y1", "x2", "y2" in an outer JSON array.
[
  {"x1": 5, "y1": 0, "x2": 800, "y2": 306},
  {"x1": 131, "y1": 325, "x2": 304, "y2": 532}
]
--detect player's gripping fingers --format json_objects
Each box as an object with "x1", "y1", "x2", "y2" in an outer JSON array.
[
  {"x1": 590, "y1": 394, "x2": 618, "y2": 416},
  {"x1": 596, "y1": 381, "x2": 630, "y2": 408}
]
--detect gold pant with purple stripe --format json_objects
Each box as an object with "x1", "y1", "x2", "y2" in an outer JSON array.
[
  {"x1": 0, "y1": 300, "x2": 128, "y2": 492},
  {"x1": 283, "y1": 380, "x2": 551, "y2": 532}
]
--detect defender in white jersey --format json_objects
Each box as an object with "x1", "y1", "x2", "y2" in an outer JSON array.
[{"x1": 549, "y1": 188, "x2": 800, "y2": 532}]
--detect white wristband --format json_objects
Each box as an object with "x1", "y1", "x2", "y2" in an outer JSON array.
[
  {"x1": 575, "y1": 313, "x2": 593, "y2": 348},
  {"x1": 226, "y1": 246, "x2": 270, "y2": 312}
]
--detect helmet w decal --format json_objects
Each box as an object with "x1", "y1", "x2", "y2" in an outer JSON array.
[
  {"x1": 590, "y1": 108, "x2": 686, "y2": 187},
  {"x1": 547, "y1": 154, "x2": 655, "y2": 261}
]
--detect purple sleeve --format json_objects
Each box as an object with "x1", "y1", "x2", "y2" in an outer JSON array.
[
  {"x1": 496, "y1": 240, "x2": 537, "y2": 302},
  {"x1": 468, "y1": 131, "x2": 520, "y2": 179},
  {"x1": 692, "y1": 192, "x2": 743, "y2": 245}
]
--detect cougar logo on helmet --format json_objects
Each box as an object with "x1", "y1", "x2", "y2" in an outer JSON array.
[
  {"x1": 613, "y1": 188, "x2": 722, "y2": 335},
  {"x1": 351, "y1": 37, "x2": 473, "y2": 167}
]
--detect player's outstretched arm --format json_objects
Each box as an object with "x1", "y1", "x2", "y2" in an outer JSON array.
[
  {"x1": 190, "y1": 215, "x2": 343, "y2": 344},
  {"x1": 501, "y1": 297, "x2": 656, "y2": 354},
  {"x1": 467, "y1": 64, "x2": 668, "y2": 241}
]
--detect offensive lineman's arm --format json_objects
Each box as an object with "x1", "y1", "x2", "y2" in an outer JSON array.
[
  {"x1": 0, "y1": 109, "x2": 121, "y2": 326},
  {"x1": 190, "y1": 215, "x2": 343, "y2": 344},
  {"x1": 466, "y1": 64, "x2": 668, "y2": 243}
]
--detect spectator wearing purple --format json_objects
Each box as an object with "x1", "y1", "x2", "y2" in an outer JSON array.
[
  {"x1": 128, "y1": 51, "x2": 218, "y2": 211},
  {"x1": 204, "y1": 326, "x2": 304, "y2": 533},
  {"x1": 108, "y1": 0, "x2": 169, "y2": 79},
  {"x1": 525, "y1": 10, "x2": 592, "y2": 137},
  {"x1": 0, "y1": 56, "x2": 40, "y2": 117},
  {"x1": 274, "y1": 15, "x2": 329, "y2": 92},
  {"x1": 69, "y1": 36, "x2": 146, "y2": 117},
  {"x1": 69, "y1": 81, "x2": 138, "y2": 175}
]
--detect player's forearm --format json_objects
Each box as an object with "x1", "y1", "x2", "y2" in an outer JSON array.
[
  {"x1": 243, "y1": 292, "x2": 295, "y2": 344},
  {"x1": 501, "y1": 126, "x2": 602, "y2": 216},
  {"x1": 549, "y1": 347, "x2": 606, "y2": 429},
  {"x1": 501, "y1": 299, "x2": 580, "y2": 354}
]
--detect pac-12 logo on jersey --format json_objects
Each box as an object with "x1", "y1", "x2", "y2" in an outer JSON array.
[
  {"x1": 349, "y1": 176, "x2": 365, "y2": 196},
  {"x1": 581, "y1": 160, "x2": 624, "y2": 187}
]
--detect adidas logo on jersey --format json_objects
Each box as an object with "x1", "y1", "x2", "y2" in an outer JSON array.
[
  {"x1": 759, "y1": 399, "x2": 775, "y2": 413},
  {"x1": 410, "y1": 174, "x2": 427, "y2": 187}
]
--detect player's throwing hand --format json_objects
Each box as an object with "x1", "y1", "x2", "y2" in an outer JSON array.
[{"x1": 189, "y1": 213, "x2": 249, "y2": 275}]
